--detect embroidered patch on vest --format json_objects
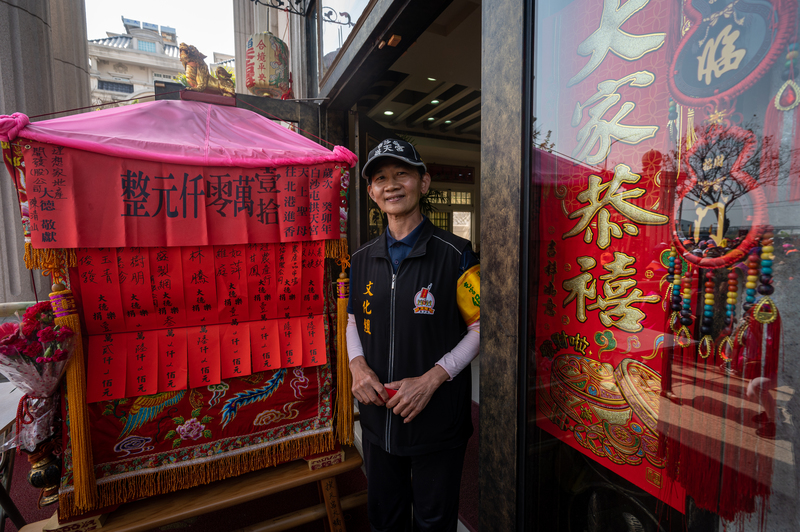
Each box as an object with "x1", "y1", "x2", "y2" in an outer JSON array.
[{"x1": 413, "y1": 284, "x2": 435, "y2": 315}]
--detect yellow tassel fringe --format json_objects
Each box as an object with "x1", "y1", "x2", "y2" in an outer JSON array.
[
  {"x1": 24, "y1": 244, "x2": 76, "y2": 271},
  {"x1": 50, "y1": 289, "x2": 97, "y2": 512},
  {"x1": 58, "y1": 430, "x2": 334, "y2": 520},
  {"x1": 336, "y1": 274, "x2": 353, "y2": 445},
  {"x1": 325, "y1": 238, "x2": 349, "y2": 261}
]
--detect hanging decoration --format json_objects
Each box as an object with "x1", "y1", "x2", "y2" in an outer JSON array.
[
  {"x1": 660, "y1": 118, "x2": 781, "y2": 525},
  {"x1": 246, "y1": 32, "x2": 291, "y2": 99},
  {"x1": 667, "y1": 0, "x2": 797, "y2": 107},
  {"x1": 761, "y1": 42, "x2": 800, "y2": 202}
]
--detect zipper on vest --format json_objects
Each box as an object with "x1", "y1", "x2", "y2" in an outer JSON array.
[{"x1": 386, "y1": 271, "x2": 396, "y2": 453}]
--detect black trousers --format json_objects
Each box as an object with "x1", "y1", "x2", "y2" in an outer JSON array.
[{"x1": 362, "y1": 439, "x2": 468, "y2": 532}]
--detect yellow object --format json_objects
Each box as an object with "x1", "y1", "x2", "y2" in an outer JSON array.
[
  {"x1": 245, "y1": 32, "x2": 291, "y2": 98},
  {"x1": 456, "y1": 265, "x2": 481, "y2": 326},
  {"x1": 50, "y1": 288, "x2": 97, "y2": 512},
  {"x1": 179, "y1": 43, "x2": 235, "y2": 97},
  {"x1": 335, "y1": 272, "x2": 354, "y2": 445}
]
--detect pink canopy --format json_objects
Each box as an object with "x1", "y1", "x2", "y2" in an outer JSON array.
[{"x1": 0, "y1": 100, "x2": 356, "y2": 168}]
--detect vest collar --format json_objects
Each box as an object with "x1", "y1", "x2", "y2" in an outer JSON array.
[{"x1": 369, "y1": 218, "x2": 435, "y2": 260}]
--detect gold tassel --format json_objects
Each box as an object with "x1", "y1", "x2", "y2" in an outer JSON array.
[
  {"x1": 685, "y1": 109, "x2": 697, "y2": 150},
  {"x1": 50, "y1": 287, "x2": 97, "y2": 512},
  {"x1": 325, "y1": 238, "x2": 349, "y2": 263},
  {"x1": 23, "y1": 245, "x2": 77, "y2": 271},
  {"x1": 58, "y1": 429, "x2": 334, "y2": 520},
  {"x1": 335, "y1": 272, "x2": 354, "y2": 445}
]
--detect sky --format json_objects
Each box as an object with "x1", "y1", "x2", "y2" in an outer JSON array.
[{"x1": 84, "y1": 0, "x2": 236, "y2": 57}]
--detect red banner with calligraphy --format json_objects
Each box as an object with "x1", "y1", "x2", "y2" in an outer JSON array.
[
  {"x1": 20, "y1": 140, "x2": 345, "y2": 248},
  {"x1": 73, "y1": 243, "x2": 326, "y2": 402},
  {"x1": 531, "y1": 0, "x2": 684, "y2": 510}
]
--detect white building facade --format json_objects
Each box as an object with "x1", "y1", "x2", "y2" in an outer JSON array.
[{"x1": 88, "y1": 18, "x2": 183, "y2": 107}]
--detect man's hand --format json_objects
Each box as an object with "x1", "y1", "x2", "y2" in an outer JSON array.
[
  {"x1": 350, "y1": 356, "x2": 390, "y2": 406},
  {"x1": 385, "y1": 365, "x2": 449, "y2": 423}
]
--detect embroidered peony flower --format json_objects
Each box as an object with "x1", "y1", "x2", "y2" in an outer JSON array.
[
  {"x1": 37, "y1": 327, "x2": 56, "y2": 343},
  {"x1": 176, "y1": 418, "x2": 205, "y2": 441}
]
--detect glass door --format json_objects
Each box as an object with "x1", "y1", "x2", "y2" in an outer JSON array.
[{"x1": 526, "y1": 1, "x2": 800, "y2": 530}]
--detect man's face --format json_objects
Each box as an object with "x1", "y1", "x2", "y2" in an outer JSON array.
[{"x1": 367, "y1": 160, "x2": 431, "y2": 218}]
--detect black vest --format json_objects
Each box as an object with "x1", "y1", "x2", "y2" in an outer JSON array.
[{"x1": 350, "y1": 219, "x2": 473, "y2": 456}]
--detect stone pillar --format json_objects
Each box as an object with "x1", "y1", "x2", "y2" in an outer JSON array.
[
  {"x1": 480, "y1": 0, "x2": 526, "y2": 529},
  {"x1": 0, "y1": 0, "x2": 90, "y2": 304},
  {"x1": 232, "y1": 0, "x2": 270, "y2": 95},
  {"x1": 49, "y1": 0, "x2": 91, "y2": 119}
]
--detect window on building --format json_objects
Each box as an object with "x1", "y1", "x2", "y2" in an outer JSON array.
[
  {"x1": 153, "y1": 72, "x2": 178, "y2": 81},
  {"x1": 138, "y1": 40, "x2": 156, "y2": 53},
  {"x1": 98, "y1": 81, "x2": 134, "y2": 93}
]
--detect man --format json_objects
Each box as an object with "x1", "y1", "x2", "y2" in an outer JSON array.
[{"x1": 347, "y1": 139, "x2": 480, "y2": 531}]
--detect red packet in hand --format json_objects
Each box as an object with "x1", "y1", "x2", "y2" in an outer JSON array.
[{"x1": 384, "y1": 387, "x2": 398, "y2": 399}]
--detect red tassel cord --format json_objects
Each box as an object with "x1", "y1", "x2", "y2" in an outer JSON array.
[
  {"x1": 676, "y1": 266, "x2": 699, "y2": 490},
  {"x1": 759, "y1": 101, "x2": 782, "y2": 204},
  {"x1": 658, "y1": 248, "x2": 680, "y2": 478}
]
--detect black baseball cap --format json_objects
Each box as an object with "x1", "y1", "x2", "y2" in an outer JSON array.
[{"x1": 361, "y1": 138, "x2": 427, "y2": 180}]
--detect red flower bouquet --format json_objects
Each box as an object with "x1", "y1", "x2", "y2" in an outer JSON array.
[{"x1": 0, "y1": 301, "x2": 75, "y2": 451}]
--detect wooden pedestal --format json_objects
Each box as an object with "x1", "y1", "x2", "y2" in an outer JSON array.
[{"x1": 21, "y1": 446, "x2": 366, "y2": 532}]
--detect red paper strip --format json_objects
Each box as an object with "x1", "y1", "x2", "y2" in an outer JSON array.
[
  {"x1": 243, "y1": 168, "x2": 281, "y2": 243},
  {"x1": 278, "y1": 166, "x2": 312, "y2": 240},
  {"x1": 117, "y1": 248, "x2": 160, "y2": 331},
  {"x1": 126, "y1": 331, "x2": 159, "y2": 397},
  {"x1": 301, "y1": 242, "x2": 325, "y2": 316},
  {"x1": 246, "y1": 243, "x2": 278, "y2": 321},
  {"x1": 220, "y1": 322, "x2": 252, "y2": 379},
  {"x1": 187, "y1": 325, "x2": 221, "y2": 388},
  {"x1": 149, "y1": 247, "x2": 188, "y2": 329},
  {"x1": 250, "y1": 319, "x2": 281, "y2": 371},
  {"x1": 276, "y1": 243, "x2": 302, "y2": 318},
  {"x1": 213, "y1": 245, "x2": 250, "y2": 324},
  {"x1": 21, "y1": 143, "x2": 343, "y2": 249},
  {"x1": 86, "y1": 333, "x2": 127, "y2": 402},
  {"x1": 301, "y1": 315, "x2": 327, "y2": 367},
  {"x1": 279, "y1": 317, "x2": 303, "y2": 367},
  {"x1": 308, "y1": 164, "x2": 338, "y2": 239},
  {"x1": 181, "y1": 246, "x2": 219, "y2": 326},
  {"x1": 76, "y1": 248, "x2": 127, "y2": 334},
  {"x1": 158, "y1": 328, "x2": 188, "y2": 392}
]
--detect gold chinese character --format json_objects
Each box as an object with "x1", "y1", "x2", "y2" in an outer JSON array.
[
  {"x1": 362, "y1": 300, "x2": 372, "y2": 315},
  {"x1": 572, "y1": 72, "x2": 660, "y2": 164},
  {"x1": 693, "y1": 197, "x2": 728, "y2": 246},
  {"x1": 544, "y1": 298, "x2": 557, "y2": 317},
  {"x1": 364, "y1": 319, "x2": 372, "y2": 335},
  {"x1": 586, "y1": 252, "x2": 659, "y2": 332},
  {"x1": 562, "y1": 256, "x2": 597, "y2": 322},
  {"x1": 697, "y1": 25, "x2": 746, "y2": 86},
  {"x1": 568, "y1": 0, "x2": 665, "y2": 87},
  {"x1": 563, "y1": 164, "x2": 668, "y2": 249},
  {"x1": 364, "y1": 282, "x2": 374, "y2": 296}
]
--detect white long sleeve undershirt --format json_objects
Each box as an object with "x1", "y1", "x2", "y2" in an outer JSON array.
[{"x1": 346, "y1": 313, "x2": 480, "y2": 380}]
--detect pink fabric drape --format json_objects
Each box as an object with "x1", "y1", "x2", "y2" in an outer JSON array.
[{"x1": 1, "y1": 100, "x2": 356, "y2": 168}]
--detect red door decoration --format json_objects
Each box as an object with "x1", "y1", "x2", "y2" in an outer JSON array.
[{"x1": 533, "y1": 0, "x2": 790, "y2": 525}]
